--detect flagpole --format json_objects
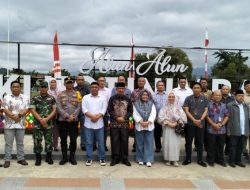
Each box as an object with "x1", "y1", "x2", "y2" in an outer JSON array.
[
  {"x1": 7, "y1": 0, "x2": 10, "y2": 77},
  {"x1": 52, "y1": 31, "x2": 62, "y2": 88},
  {"x1": 204, "y1": 28, "x2": 209, "y2": 79},
  {"x1": 129, "y1": 33, "x2": 135, "y2": 78}
]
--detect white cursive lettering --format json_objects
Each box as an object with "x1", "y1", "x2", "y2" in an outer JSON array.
[{"x1": 80, "y1": 48, "x2": 189, "y2": 75}]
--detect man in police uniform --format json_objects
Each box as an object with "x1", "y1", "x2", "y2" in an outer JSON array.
[
  {"x1": 30, "y1": 81, "x2": 57, "y2": 166},
  {"x1": 57, "y1": 76, "x2": 81, "y2": 165}
]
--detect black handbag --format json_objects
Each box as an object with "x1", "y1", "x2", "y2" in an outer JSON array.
[{"x1": 175, "y1": 121, "x2": 185, "y2": 136}]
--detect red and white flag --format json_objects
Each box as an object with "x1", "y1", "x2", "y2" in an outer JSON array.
[
  {"x1": 129, "y1": 34, "x2": 135, "y2": 78},
  {"x1": 204, "y1": 29, "x2": 209, "y2": 79},
  {"x1": 205, "y1": 29, "x2": 209, "y2": 47},
  {"x1": 52, "y1": 32, "x2": 62, "y2": 81}
]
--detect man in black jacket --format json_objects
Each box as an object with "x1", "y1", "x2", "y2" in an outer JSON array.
[
  {"x1": 227, "y1": 89, "x2": 249, "y2": 168},
  {"x1": 108, "y1": 82, "x2": 133, "y2": 166}
]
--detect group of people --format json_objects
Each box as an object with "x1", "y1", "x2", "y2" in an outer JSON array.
[{"x1": 0, "y1": 74, "x2": 249, "y2": 169}]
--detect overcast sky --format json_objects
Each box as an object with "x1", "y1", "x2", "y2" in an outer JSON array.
[{"x1": 0, "y1": 0, "x2": 250, "y2": 75}]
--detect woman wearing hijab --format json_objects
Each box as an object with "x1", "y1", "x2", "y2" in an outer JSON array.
[
  {"x1": 133, "y1": 90, "x2": 156, "y2": 167},
  {"x1": 158, "y1": 91, "x2": 187, "y2": 166}
]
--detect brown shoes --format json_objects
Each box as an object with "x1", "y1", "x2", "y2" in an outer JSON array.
[
  {"x1": 3, "y1": 161, "x2": 10, "y2": 168},
  {"x1": 3, "y1": 160, "x2": 28, "y2": 168},
  {"x1": 17, "y1": 159, "x2": 28, "y2": 166}
]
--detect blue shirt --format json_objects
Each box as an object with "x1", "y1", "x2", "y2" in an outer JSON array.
[{"x1": 152, "y1": 91, "x2": 167, "y2": 114}]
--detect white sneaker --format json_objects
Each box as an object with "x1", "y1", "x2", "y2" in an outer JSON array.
[
  {"x1": 100, "y1": 160, "x2": 106, "y2": 166},
  {"x1": 173, "y1": 161, "x2": 179, "y2": 167},
  {"x1": 138, "y1": 161, "x2": 143, "y2": 165},
  {"x1": 146, "y1": 162, "x2": 152, "y2": 167},
  {"x1": 86, "y1": 160, "x2": 92, "y2": 166},
  {"x1": 166, "y1": 161, "x2": 171, "y2": 166}
]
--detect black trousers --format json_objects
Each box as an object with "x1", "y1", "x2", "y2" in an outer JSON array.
[
  {"x1": 154, "y1": 122, "x2": 162, "y2": 150},
  {"x1": 185, "y1": 124, "x2": 205, "y2": 161},
  {"x1": 243, "y1": 119, "x2": 250, "y2": 154},
  {"x1": 58, "y1": 121, "x2": 78, "y2": 154},
  {"x1": 103, "y1": 115, "x2": 109, "y2": 146},
  {"x1": 194, "y1": 121, "x2": 208, "y2": 149},
  {"x1": 110, "y1": 127, "x2": 129, "y2": 161},
  {"x1": 228, "y1": 135, "x2": 245, "y2": 164},
  {"x1": 224, "y1": 135, "x2": 230, "y2": 155},
  {"x1": 206, "y1": 133, "x2": 226, "y2": 163}
]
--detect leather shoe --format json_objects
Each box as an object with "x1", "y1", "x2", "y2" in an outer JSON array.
[
  {"x1": 207, "y1": 161, "x2": 214, "y2": 167},
  {"x1": 69, "y1": 153, "x2": 77, "y2": 165},
  {"x1": 45, "y1": 152, "x2": 54, "y2": 165},
  {"x1": 35, "y1": 153, "x2": 42, "y2": 166},
  {"x1": 228, "y1": 163, "x2": 236, "y2": 168},
  {"x1": 59, "y1": 158, "x2": 68, "y2": 165},
  {"x1": 197, "y1": 161, "x2": 207, "y2": 167},
  {"x1": 3, "y1": 161, "x2": 10, "y2": 168},
  {"x1": 155, "y1": 149, "x2": 161, "y2": 153},
  {"x1": 17, "y1": 160, "x2": 28, "y2": 166},
  {"x1": 243, "y1": 152, "x2": 249, "y2": 158},
  {"x1": 122, "y1": 160, "x2": 131, "y2": 166},
  {"x1": 182, "y1": 160, "x2": 191, "y2": 165},
  {"x1": 235, "y1": 162, "x2": 246, "y2": 168},
  {"x1": 215, "y1": 161, "x2": 227, "y2": 167},
  {"x1": 110, "y1": 159, "x2": 119, "y2": 166}
]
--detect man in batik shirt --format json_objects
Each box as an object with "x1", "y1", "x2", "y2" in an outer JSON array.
[
  {"x1": 1, "y1": 81, "x2": 29, "y2": 168},
  {"x1": 206, "y1": 90, "x2": 229, "y2": 167},
  {"x1": 108, "y1": 82, "x2": 133, "y2": 166}
]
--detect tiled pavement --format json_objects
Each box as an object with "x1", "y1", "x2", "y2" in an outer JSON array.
[
  {"x1": 0, "y1": 177, "x2": 250, "y2": 189},
  {"x1": 0, "y1": 134, "x2": 249, "y2": 190}
]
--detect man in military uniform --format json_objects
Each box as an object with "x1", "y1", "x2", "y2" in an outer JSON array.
[
  {"x1": 30, "y1": 81, "x2": 56, "y2": 166},
  {"x1": 57, "y1": 76, "x2": 81, "y2": 165}
]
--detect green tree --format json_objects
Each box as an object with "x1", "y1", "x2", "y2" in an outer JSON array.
[
  {"x1": 47, "y1": 69, "x2": 71, "y2": 76},
  {"x1": 61, "y1": 69, "x2": 71, "y2": 76},
  {"x1": 212, "y1": 50, "x2": 250, "y2": 90},
  {"x1": 10, "y1": 68, "x2": 26, "y2": 75}
]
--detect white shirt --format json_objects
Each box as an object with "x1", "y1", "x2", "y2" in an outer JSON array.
[
  {"x1": 82, "y1": 94, "x2": 107, "y2": 129},
  {"x1": 98, "y1": 87, "x2": 111, "y2": 104},
  {"x1": 133, "y1": 104, "x2": 157, "y2": 131},
  {"x1": 173, "y1": 87, "x2": 193, "y2": 107},
  {"x1": 1, "y1": 94, "x2": 29, "y2": 129}
]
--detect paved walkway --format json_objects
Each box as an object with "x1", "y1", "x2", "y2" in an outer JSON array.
[{"x1": 0, "y1": 134, "x2": 249, "y2": 189}]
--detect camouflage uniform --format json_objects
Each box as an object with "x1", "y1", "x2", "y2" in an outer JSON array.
[{"x1": 30, "y1": 94, "x2": 56, "y2": 153}]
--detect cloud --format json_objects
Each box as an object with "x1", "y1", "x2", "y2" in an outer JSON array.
[{"x1": 0, "y1": 0, "x2": 250, "y2": 74}]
